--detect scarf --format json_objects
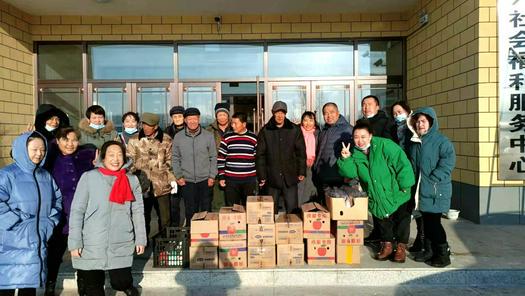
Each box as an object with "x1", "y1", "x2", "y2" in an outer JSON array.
[
  {"x1": 98, "y1": 167, "x2": 135, "y2": 204},
  {"x1": 301, "y1": 126, "x2": 316, "y2": 163}
]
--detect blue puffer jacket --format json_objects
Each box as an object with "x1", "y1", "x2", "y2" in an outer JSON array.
[
  {"x1": 0, "y1": 132, "x2": 62, "y2": 289},
  {"x1": 408, "y1": 107, "x2": 456, "y2": 213}
]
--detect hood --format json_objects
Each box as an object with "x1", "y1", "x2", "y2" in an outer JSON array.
[
  {"x1": 79, "y1": 118, "x2": 115, "y2": 135},
  {"x1": 34, "y1": 104, "x2": 70, "y2": 129},
  {"x1": 12, "y1": 131, "x2": 48, "y2": 173},
  {"x1": 409, "y1": 107, "x2": 439, "y2": 141}
]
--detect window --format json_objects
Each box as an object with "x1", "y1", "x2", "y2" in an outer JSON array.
[
  {"x1": 38, "y1": 45, "x2": 83, "y2": 80},
  {"x1": 358, "y1": 41, "x2": 403, "y2": 76}
]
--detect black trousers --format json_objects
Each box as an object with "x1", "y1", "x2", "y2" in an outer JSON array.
[
  {"x1": 267, "y1": 184, "x2": 298, "y2": 214},
  {"x1": 0, "y1": 289, "x2": 35, "y2": 296},
  {"x1": 46, "y1": 227, "x2": 68, "y2": 285},
  {"x1": 376, "y1": 201, "x2": 411, "y2": 244},
  {"x1": 180, "y1": 180, "x2": 211, "y2": 226},
  {"x1": 421, "y1": 211, "x2": 447, "y2": 245},
  {"x1": 225, "y1": 181, "x2": 256, "y2": 207},
  {"x1": 77, "y1": 267, "x2": 133, "y2": 296},
  {"x1": 170, "y1": 192, "x2": 183, "y2": 227},
  {"x1": 144, "y1": 193, "x2": 171, "y2": 237}
]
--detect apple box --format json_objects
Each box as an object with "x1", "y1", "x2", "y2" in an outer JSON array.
[
  {"x1": 276, "y1": 244, "x2": 304, "y2": 267},
  {"x1": 189, "y1": 246, "x2": 218, "y2": 269},
  {"x1": 307, "y1": 236, "x2": 335, "y2": 266},
  {"x1": 302, "y1": 202, "x2": 331, "y2": 239},
  {"x1": 247, "y1": 224, "x2": 276, "y2": 246},
  {"x1": 326, "y1": 196, "x2": 368, "y2": 220},
  {"x1": 218, "y1": 240, "x2": 247, "y2": 269},
  {"x1": 334, "y1": 220, "x2": 364, "y2": 246},
  {"x1": 190, "y1": 212, "x2": 219, "y2": 247},
  {"x1": 247, "y1": 245, "x2": 276, "y2": 268},
  {"x1": 336, "y1": 245, "x2": 361, "y2": 265},
  {"x1": 275, "y1": 213, "x2": 303, "y2": 244},
  {"x1": 246, "y1": 195, "x2": 274, "y2": 224},
  {"x1": 219, "y1": 205, "x2": 247, "y2": 241}
]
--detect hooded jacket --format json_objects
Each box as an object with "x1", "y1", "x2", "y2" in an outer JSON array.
[
  {"x1": 68, "y1": 158, "x2": 146, "y2": 271},
  {"x1": 356, "y1": 110, "x2": 397, "y2": 141},
  {"x1": 34, "y1": 104, "x2": 70, "y2": 142},
  {"x1": 337, "y1": 136, "x2": 415, "y2": 219},
  {"x1": 408, "y1": 107, "x2": 456, "y2": 213},
  {"x1": 78, "y1": 118, "x2": 118, "y2": 149},
  {"x1": 0, "y1": 132, "x2": 62, "y2": 289},
  {"x1": 256, "y1": 117, "x2": 306, "y2": 188}
]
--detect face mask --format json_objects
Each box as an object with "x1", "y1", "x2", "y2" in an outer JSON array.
[
  {"x1": 395, "y1": 113, "x2": 408, "y2": 123},
  {"x1": 125, "y1": 127, "x2": 138, "y2": 134},
  {"x1": 365, "y1": 113, "x2": 376, "y2": 119},
  {"x1": 45, "y1": 124, "x2": 57, "y2": 132},
  {"x1": 355, "y1": 143, "x2": 371, "y2": 151},
  {"x1": 89, "y1": 123, "x2": 105, "y2": 130}
]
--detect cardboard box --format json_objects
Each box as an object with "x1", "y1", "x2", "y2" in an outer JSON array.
[
  {"x1": 307, "y1": 236, "x2": 336, "y2": 266},
  {"x1": 335, "y1": 220, "x2": 364, "y2": 245},
  {"x1": 246, "y1": 196, "x2": 274, "y2": 224},
  {"x1": 326, "y1": 196, "x2": 368, "y2": 220},
  {"x1": 336, "y1": 245, "x2": 361, "y2": 265},
  {"x1": 276, "y1": 244, "x2": 304, "y2": 266},
  {"x1": 248, "y1": 245, "x2": 276, "y2": 268},
  {"x1": 218, "y1": 240, "x2": 247, "y2": 269},
  {"x1": 275, "y1": 213, "x2": 303, "y2": 244},
  {"x1": 302, "y1": 202, "x2": 331, "y2": 239},
  {"x1": 247, "y1": 224, "x2": 276, "y2": 246},
  {"x1": 189, "y1": 246, "x2": 218, "y2": 269},
  {"x1": 190, "y1": 212, "x2": 219, "y2": 246},
  {"x1": 219, "y1": 205, "x2": 247, "y2": 241}
]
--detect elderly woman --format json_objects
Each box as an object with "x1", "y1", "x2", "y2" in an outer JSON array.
[
  {"x1": 68, "y1": 141, "x2": 146, "y2": 296},
  {"x1": 45, "y1": 128, "x2": 95, "y2": 296},
  {"x1": 408, "y1": 107, "x2": 456, "y2": 268},
  {"x1": 0, "y1": 132, "x2": 62, "y2": 296},
  {"x1": 337, "y1": 122, "x2": 415, "y2": 263}
]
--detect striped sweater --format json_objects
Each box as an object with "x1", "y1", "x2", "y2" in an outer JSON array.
[{"x1": 217, "y1": 130, "x2": 257, "y2": 182}]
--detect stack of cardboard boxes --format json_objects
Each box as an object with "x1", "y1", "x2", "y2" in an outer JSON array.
[
  {"x1": 275, "y1": 213, "x2": 304, "y2": 266},
  {"x1": 218, "y1": 205, "x2": 247, "y2": 269},
  {"x1": 246, "y1": 196, "x2": 276, "y2": 268},
  {"x1": 189, "y1": 212, "x2": 219, "y2": 269}
]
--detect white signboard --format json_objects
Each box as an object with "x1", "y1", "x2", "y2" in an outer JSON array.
[{"x1": 498, "y1": 0, "x2": 525, "y2": 179}]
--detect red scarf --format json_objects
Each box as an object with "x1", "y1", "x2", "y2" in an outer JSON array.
[{"x1": 98, "y1": 167, "x2": 135, "y2": 204}]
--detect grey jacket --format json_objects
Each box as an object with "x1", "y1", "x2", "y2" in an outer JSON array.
[
  {"x1": 68, "y1": 161, "x2": 146, "y2": 271},
  {"x1": 172, "y1": 126, "x2": 217, "y2": 183}
]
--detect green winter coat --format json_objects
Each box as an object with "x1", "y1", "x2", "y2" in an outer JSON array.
[{"x1": 337, "y1": 137, "x2": 415, "y2": 219}]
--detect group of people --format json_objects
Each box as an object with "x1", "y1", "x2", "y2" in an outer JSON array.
[{"x1": 0, "y1": 95, "x2": 455, "y2": 295}]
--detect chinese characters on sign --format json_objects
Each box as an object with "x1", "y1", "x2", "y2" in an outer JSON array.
[{"x1": 499, "y1": 1, "x2": 525, "y2": 179}]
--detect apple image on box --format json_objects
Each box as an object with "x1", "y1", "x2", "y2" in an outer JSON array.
[
  {"x1": 312, "y1": 220, "x2": 322, "y2": 230},
  {"x1": 348, "y1": 225, "x2": 356, "y2": 233},
  {"x1": 317, "y1": 247, "x2": 327, "y2": 256},
  {"x1": 227, "y1": 226, "x2": 236, "y2": 234},
  {"x1": 229, "y1": 248, "x2": 239, "y2": 256},
  {"x1": 201, "y1": 233, "x2": 209, "y2": 238}
]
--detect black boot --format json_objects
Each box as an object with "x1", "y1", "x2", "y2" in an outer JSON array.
[
  {"x1": 124, "y1": 287, "x2": 140, "y2": 296},
  {"x1": 408, "y1": 233, "x2": 423, "y2": 253},
  {"x1": 428, "y1": 243, "x2": 451, "y2": 268},
  {"x1": 413, "y1": 239, "x2": 433, "y2": 262},
  {"x1": 44, "y1": 281, "x2": 56, "y2": 296}
]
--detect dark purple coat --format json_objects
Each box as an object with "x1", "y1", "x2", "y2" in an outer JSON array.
[{"x1": 51, "y1": 147, "x2": 95, "y2": 234}]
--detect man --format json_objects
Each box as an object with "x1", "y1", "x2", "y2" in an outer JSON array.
[
  {"x1": 165, "y1": 106, "x2": 185, "y2": 139},
  {"x1": 173, "y1": 108, "x2": 217, "y2": 225},
  {"x1": 218, "y1": 112, "x2": 257, "y2": 206},
  {"x1": 313, "y1": 102, "x2": 353, "y2": 202},
  {"x1": 256, "y1": 101, "x2": 306, "y2": 214},
  {"x1": 207, "y1": 103, "x2": 232, "y2": 211},
  {"x1": 127, "y1": 112, "x2": 176, "y2": 238}
]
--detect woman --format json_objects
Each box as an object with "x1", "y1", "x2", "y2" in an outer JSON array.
[
  {"x1": 0, "y1": 132, "x2": 62, "y2": 296},
  {"x1": 297, "y1": 111, "x2": 319, "y2": 205},
  {"x1": 68, "y1": 141, "x2": 146, "y2": 296},
  {"x1": 45, "y1": 128, "x2": 95, "y2": 296},
  {"x1": 408, "y1": 107, "x2": 456, "y2": 268},
  {"x1": 34, "y1": 104, "x2": 70, "y2": 142},
  {"x1": 78, "y1": 105, "x2": 118, "y2": 149},
  {"x1": 337, "y1": 122, "x2": 415, "y2": 263},
  {"x1": 119, "y1": 112, "x2": 140, "y2": 145}
]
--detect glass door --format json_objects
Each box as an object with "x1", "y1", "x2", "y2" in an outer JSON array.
[
  {"x1": 179, "y1": 82, "x2": 221, "y2": 128},
  {"x1": 267, "y1": 82, "x2": 310, "y2": 124},
  {"x1": 355, "y1": 81, "x2": 403, "y2": 121},
  {"x1": 88, "y1": 83, "x2": 131, "y2": 132},
  {"x1": 38, "y1": 86, "x2": 84, "y2": 128},
  {"x1": 135, "y1": 83, "x2": 175, "y2": 129},
  {"x1": 312, "y1": 81, "x2": 354, "y2": 125}
]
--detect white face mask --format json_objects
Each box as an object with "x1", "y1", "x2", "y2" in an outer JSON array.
[
  {"x1": 89, "y1": 123, "x2": 105, "y2": 130},
  {"x1": 355, "y1": 143, "x2": 371, "y2": 151},
  {"x1": 395, "y1": 113, "x2": 408, "y2": 123},
  {"x1": 124, "y1": 127, "x2": 138, "y2": 134},
  {"x1": 365, "y1": 113, "x2": 376, "y2": 119},
  {"x1": 45, "y1": 124, "x2": 57, "y2": 132}
]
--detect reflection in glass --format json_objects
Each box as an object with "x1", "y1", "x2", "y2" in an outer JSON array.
[
  {"x1": 271, "y1": 85, "x2": 307, "y2": 124},
  {"x1": 39, "y1": 88, "x2": 83, "y2": 128},
  {"x1": 358, "y1": 41, "x2": 403, "y2": 76},
  {"x1": 89, "y1": 44, "x2": 173, "y2": 80},
  {"x1": 315, "y1": 84, "x2": 351, "y2": 125},
  {"x1": 356, "y1": 84, "x2": 403, "y2": 119},
  {"x1": 179, "y1": 44, "x2": 263, "y2": 80},
  {"x1": 137, "y1": 87, "x2": 169, "y2": 129},
  {"x1": 268, "y1": 43, "x2": 353, "y2": 77},
  {"x1": 93, "y1": 87, "x2": 127, "y2": 131},
  {"x1": 38, "y1": 45, "x2": 83, "y2": 80},
  {"x1": 183, "y1": 86, "x2": 216, "y2": 127},
  {"x1": 221, "y1": 82, "x2": 264, "y2": 132}
]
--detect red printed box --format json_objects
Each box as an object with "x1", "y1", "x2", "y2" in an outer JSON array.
[{"x1": 302, "y1": 202, "x2": 330, "y2": 239}]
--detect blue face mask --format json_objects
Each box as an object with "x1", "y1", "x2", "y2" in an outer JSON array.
[
  {"x1": 395, "y1": 113, "x2": 408, "y2": 123},
  {"x1": 124, "y1": 127, "x2": 138, "y2": 134},
  {"x1": 89, "y1": 123, "x2": 105, "y2": 130}
]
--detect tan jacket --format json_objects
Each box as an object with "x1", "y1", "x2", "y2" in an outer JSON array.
[{"x1": 126, "y1": 129, "x2": 176, "y2": 197}]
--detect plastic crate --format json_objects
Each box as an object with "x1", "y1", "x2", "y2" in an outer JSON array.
[{"x1": 153, "y1": 227, "x2": 190, "y2": 268}]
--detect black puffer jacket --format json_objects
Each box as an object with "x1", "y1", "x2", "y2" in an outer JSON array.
[
  {"x1": 256, "y1": 117, "x2": 306, "y2": 189},
  {"x1": 356, "y1": 110, "x2": 397, "y2": 141}
]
